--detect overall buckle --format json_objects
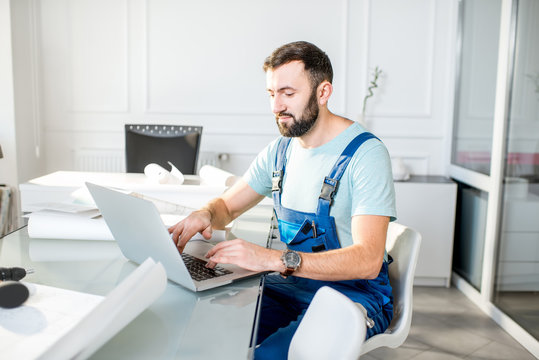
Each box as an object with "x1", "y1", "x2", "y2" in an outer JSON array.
[
  {"x1": 272, "y1": 170, "x2": 283, "y2": 192},
  {"x1": 319, "y1": 177, "x2": 338, "y2": 203}
]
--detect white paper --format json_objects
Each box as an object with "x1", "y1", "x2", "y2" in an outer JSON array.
[
  {"x1": 27, "y1": 210, "x2": 114, "y2": 241},
  {"x1": 26, "y1": 205, "x2": 223, "y2": 243},
  {"x1": 0, "y1": 283, "x2": 103, "y2": 360},
  {"x1": 0, "y1": 259, "x2": 167, "y2": 360},
  {"x1": 168, "y1": 161, "x2": 185, "y2": 184},
  {"x1": 38, "y1": 258, "x2": 167, "y2": 360},
  {"x1": 144, "y1": 163, "x2": 184, "y2": 185},
  {"x1": 199, "y1": 165, "x2": 240, "y2": 187},
  {"x1": 24, "y1": 202, "x2": 97, "y2": 214},
  {"x1": 29, "y1": 239, "x2": 122, "y2": 262},
  {"x1": 129, "y1": 192, "x2": 195, "y2": 215}
]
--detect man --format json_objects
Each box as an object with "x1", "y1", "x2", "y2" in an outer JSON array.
[{"x1": 169, "y1": 41, "x2": 396, "y2": 359}]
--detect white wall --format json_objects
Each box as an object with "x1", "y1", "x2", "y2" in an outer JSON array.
[
  {"x1": 9, "y1": 0, "x2": 459, "y2": 181},
  {"x1": 0, "y1": 0, "x2": 18, "y2": 187},
  {"x1": 11, "y1": 0, "x2": 45, "y2": 183}
]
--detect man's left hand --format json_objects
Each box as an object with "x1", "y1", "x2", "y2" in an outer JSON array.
[{"x1": 205, "y1": 239, "x2": 280, "y2": 272}]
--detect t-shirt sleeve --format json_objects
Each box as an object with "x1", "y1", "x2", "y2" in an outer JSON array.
[
  {"x1": 349, "y1": 142, "x2": 397, "y2": 222},
  {"x1": 242, "y1": 139, "x2": 279, "y2": 198}
]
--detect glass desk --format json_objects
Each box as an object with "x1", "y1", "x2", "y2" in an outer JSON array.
[{"x1": 0, "y1": 205, "x2": 274, "y2": 359}]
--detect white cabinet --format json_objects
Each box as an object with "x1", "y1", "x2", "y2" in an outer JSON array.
[{"x1": 394, "y1": 176, "x2": 457, "y2": 287}]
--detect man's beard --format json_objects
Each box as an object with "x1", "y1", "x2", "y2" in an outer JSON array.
[{"x1": 275, "y1": 89, "x2": 319, "y2": 137}]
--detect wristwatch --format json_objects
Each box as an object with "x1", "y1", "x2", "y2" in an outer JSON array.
[{"x1": 280, "y1": 249, "x2": 301, "y2": 277}]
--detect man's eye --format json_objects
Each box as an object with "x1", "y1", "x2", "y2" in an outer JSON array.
[{"x1": 285, "y1": 93, "x2": 294, "y2": 97}]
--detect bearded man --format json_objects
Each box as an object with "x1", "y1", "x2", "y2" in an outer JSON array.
[{"x1": 169, "y1": 41, "x2": 396, "y2": 359}]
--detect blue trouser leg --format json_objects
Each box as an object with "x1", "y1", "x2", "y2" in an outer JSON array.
[
  {"x1": 254, "y1": 274, "x2": 393, "y2": 359},
  {"x1": 254, "y1": 275, "x2": 311, "y2": 360},
  {"x1": 254, "y1": 310, "x2": 307, "y2": 360}
]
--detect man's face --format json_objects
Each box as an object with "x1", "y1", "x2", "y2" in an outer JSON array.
[{"x1": 266, "y1": 61, "x2": 319, "y2": 137}]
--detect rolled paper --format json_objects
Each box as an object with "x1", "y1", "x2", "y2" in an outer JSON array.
[
  {"x1": 199, "y1": 165, "x2": 240, "y2": 187},
  {"x1": 144, "y1": 163, "x2": 184, "y2": 185}
]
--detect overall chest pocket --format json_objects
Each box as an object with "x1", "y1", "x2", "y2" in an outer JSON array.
[{"x1": 278, "y1": 218, "x2": 328, "y2": 252}]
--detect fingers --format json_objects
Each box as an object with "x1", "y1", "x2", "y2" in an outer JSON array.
[
  {"x1": 205, "y1": 239, "x2": 237, "y2": 258},
  {"x1": 204, "y1": 239, "x2": 239, "y2": 269},
  {"x1": 168, "y1": 221, "x2": 183, "y2": 240},
  {"x1": 169, "y1": 218, "x2": 213, "y2": 254},
  {"x1": 201, "y1": 228, "x2": 213, "y2": 240},
  {"x1": 204, "y1": 239, "x2": 273, "y2": 273},
  {"x1": 175, "y1": 226, "x2": 198, "y2": 253},
  {"x1": 168, "y1": 221, "x2": 192, "y2": 253},
  {"x1": 204, "y1": 239, "x2": 248, "y2": 267}
]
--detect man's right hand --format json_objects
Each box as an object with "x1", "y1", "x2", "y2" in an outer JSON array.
[
  {"x1": 168, "y1": 179, "x2": 264, "y2": 254},
  {"x1": 168, "y1": 209, "x2": 213, "y2": 253}
]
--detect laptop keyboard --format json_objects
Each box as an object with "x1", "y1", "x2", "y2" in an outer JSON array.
[{"x1": 181, "y1": 253, "x2": 233, "y2": 281}]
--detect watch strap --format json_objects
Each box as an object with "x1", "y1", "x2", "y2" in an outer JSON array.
[{"x1": 280, "y1": 267, "x2": 295, "y2": 277}]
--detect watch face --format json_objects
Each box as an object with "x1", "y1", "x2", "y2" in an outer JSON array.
[{"x1": 284, "y1": 251, "x2": 300, "y2": 267}]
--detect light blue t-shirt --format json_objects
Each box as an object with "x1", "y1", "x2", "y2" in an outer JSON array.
[{"x1": 243, "y1": 122, "x2": 397, "y2": 248}]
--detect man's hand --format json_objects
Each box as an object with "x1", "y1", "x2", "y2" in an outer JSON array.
[
  {"x1": 168, "y1": 180, "x2": 264, "y2": 257},
  {"x1": 205, "y1": 239, "x2": 281, "y2": 273},
  {"x1": 168, "y1": 210, "x2": 212, "y2": 253}
]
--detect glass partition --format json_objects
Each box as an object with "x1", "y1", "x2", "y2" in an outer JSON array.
[
  {"x1": 451, "y1": 0, "x2": 502, "y2": 175},
  {"x1": 494, "y1": 0, "x2": 539, "y2": 341}
]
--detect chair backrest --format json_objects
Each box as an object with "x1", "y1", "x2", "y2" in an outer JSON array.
[
  {"x1": 125, "y1": 124, "x2": 202, "y2": 175},
  {"x1": 288, "y1": 286, "x2": 367, "y2": 360},
  {"x1": 361, "y1": 222, "x2": 422, "y2": 354}
]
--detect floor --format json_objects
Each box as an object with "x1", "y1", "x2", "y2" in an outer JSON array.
[
  {"x1": 495, "y1": 291, "x2": 539, "y2": 341},
  {"x1": 363, "y1": 286, "x2": 537, "y2": 360}
]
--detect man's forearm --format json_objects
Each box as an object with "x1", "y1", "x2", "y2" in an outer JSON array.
[
  {"x1": 200, "y1": 197, "x2": 234, "y2": 230},
  {"x1": 294, "y1": 244, "x2": 385, "y2": 281},
  {"x1": 259, "y1": 244, "x2": 384, "y2": 281}
]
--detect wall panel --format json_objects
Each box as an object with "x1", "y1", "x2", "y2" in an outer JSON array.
[
  {"x1": 68, "y1": 0, "x2": 129, "y2": 112},
  {"x1": 145, "y1": 0, "x2": 347, "y2": 115},
  {"x1": 368, "y1": 0, "x2": 435, "y2": 118},
  {"x1": 25, "y1": 0, "x2": 459, "y2": 177}
]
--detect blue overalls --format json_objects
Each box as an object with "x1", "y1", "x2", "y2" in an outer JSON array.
[{"x1": 254, "y1": 133, "x2": 394, "y2": 360}]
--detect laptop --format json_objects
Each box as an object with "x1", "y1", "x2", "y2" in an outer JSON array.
[{"x1": 86, "y1": 182, "x2": 262, "y2": 291}]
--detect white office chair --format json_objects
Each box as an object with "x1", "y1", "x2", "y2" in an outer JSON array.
[
  {"x1": 288, "y1": 286, "x2": 367, "y2": 360},
  {"x1": 288, "y1": 222, "x2": 421, "y2": 359},
  {"x1": 361, "y1": 222, "x2": 422, "y2": 354}
]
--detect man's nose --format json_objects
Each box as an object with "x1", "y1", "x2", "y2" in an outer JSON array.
[{"x1": 272, "y1": 97, "x2": 286, "y2": 115}]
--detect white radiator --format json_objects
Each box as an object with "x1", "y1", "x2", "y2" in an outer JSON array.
[
  {"x1": 74, "y1": 149, "x2": 125, "y2": 172},
  {"x1": 73, "y1": 149, "x2": 220, "y2": 173},
  {"x1": 198, "y1": 151, "x2": 221, "y2": 168}
]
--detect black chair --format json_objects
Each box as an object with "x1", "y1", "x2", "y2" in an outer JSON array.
[{"x1": 125, "y1": 124, "x2": 202, "y2": 175}]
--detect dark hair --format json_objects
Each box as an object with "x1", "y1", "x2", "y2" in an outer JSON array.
[{"x1": 263, "y1": 41, "x2": 333, "y2": 88}]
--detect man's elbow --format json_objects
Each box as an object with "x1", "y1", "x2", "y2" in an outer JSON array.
[{"x1": 363, "y1": 258, "x2": 384, "y2": 280}]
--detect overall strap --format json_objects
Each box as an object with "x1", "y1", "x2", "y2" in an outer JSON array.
[
  {"x1": 317, "y1": 132, "x2": 380, "y2": 215},
  {"x1": 271, "y1": 137, "x2": 292, "y2": 206}
]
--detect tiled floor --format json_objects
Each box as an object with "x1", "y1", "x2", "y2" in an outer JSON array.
[
  {"x1": 363, "y1": 286, "x2": 537, "y2": 360},
  {"x1": 495, "y1": 291, "x2": 539, "y2": 341}
]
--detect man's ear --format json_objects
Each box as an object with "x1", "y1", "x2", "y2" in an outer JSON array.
[{"x1": 317, "y1": 81, "x2": 333, "y2": 106}]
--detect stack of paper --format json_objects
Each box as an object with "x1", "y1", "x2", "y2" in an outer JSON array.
[
  {"x1": 0, "y1": 258, "x2": 167, "y2": 360},
  {"x1": 26, "y1": 203, "x2": 113, "y2": 241},
  {"x1": 26, "y1": 194, "x2": 194, "y2": 241}
]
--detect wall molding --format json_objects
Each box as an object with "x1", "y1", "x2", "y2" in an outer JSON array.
[
  {"x1": 367, "y1": 0, "x2": 436, "y2": 119},
  {"x1": 29, "y1": 0, "x2": 42, "y2": 158},
  {"x1": 67, "y1": 0, "x2": 130, "y2": 113}
]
